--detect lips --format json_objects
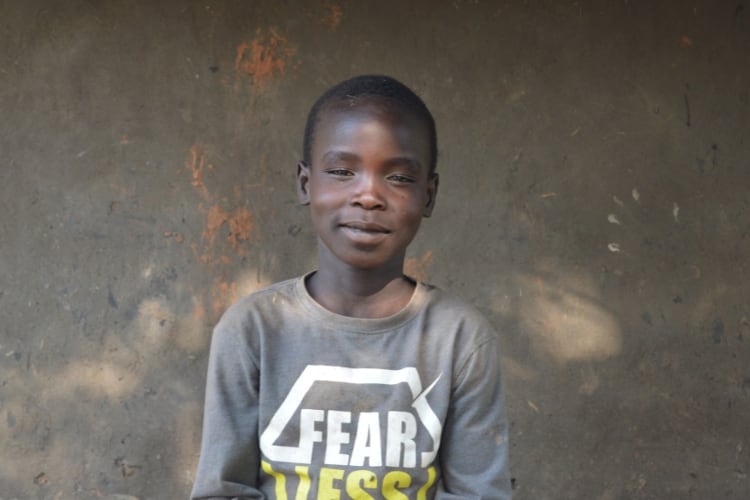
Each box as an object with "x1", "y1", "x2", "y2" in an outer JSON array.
[
  {"x1": 339, "y1": 221, "x2": 391, "y2": 246},
  {"x1": 339, "y1": 221, "x2": 391, "y2": 233}
]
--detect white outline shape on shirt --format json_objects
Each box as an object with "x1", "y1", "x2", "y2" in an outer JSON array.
[{"x1": 259, "y1": 365, "x2": 442, "y2": 467}]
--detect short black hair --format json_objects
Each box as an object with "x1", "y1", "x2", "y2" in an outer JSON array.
[{"x1": 302, "y1": 74, "x2": 438, "y2": 172}]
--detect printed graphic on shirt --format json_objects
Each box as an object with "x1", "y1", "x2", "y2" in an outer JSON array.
[{"x1": 259, "y1": 365, "x2": 443, "y2": 499}]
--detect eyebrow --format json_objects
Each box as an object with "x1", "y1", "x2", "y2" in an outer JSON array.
[
  {"x1": 321, "y1": 151, "x2": 359, "y2": 165},
  {"x1": 321, "y1": 150, "x2": 422, "y2": 171},
  {"x1": 384, "y1": 156, "x2": 422, "y2": 171}
]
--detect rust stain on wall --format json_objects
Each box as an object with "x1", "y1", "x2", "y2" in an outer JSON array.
[
  {"x1": 185, "y1": 144, "x2": 213, "y2": 200},
  {"x1": 116, "y1": 133, "x2": 131, "y2": 162},
  {"x1": 203, "y1": 204, "x2": 254, "y2": 254},
  {"x1": 211, "y1": 279, "x2": 239, "y2": 318},
  {"x1": 308, "y1": 3, "x2": 343, "y2": 31},
  {"x1": 180, "y1": 144, "x2": 263, "y2": 322},
  {"x1": 163, "y1": 231, "x2": 184, "y2": 244},
  {"x1": 192, "y1": 303, "x2": 206, "y2": 321},
  {"x1": 234, "y1": 28, "x2": 295, "y2": 91},
  {"x1": 405, "y1": 250, "x2": 433, "y2": 282},
  {"x1": 322, "y1": 2, "x2": 343, "y2": 30},
  {"x1": 182, "y1": 144, "x2": 257, "y2": 261}
]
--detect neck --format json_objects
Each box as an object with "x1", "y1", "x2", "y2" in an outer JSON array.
[{"x1": 307, "y1": 242, "x2": 415, "y2": 318}]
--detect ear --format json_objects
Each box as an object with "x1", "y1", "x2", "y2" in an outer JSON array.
[
  {"x1": 422, "y1": 172, "x2": 439, "y2": 217},
  {"x1": 297, "y1": 161, "x2": 311, "y2": 205}
]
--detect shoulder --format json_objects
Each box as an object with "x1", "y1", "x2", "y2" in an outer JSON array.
[
  {"x1": 416, "y1": 284, "x2": 504, "y2": 388},
  {"x1": 213, "y1": 275, "x2": 302, "y2": 338},
  {"x1": 420, "y1": 283, "x2": 499, "y2": 346},
  {"x1": 421, "y1": 283, "x2": 495, "y2": 329}
]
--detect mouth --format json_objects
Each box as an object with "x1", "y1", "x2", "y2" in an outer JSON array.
[
  {"x1": 339, "y1": 221, "x2": 391, "y2": 234},
  {"x1": 339, "y1": 221, "x2": 391, "y2": 245}
]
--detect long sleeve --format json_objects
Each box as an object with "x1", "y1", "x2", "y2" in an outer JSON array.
[
  {"x1": 436, "y1": 335, "x2": 512, "y2": 499},
  {"x1": 191, "y1": 276, "x2": 512, "y2": 499},
  {"x1": 191, "y1": 318, "x2": 264, "y2": 500}
]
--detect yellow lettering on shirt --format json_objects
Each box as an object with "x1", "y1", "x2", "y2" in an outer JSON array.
[
  {"x1": 294, "y1": 465, "x2": 311, "y2": 500},
  {"x1": 261, "y1": 460, "x2": 288, "y2": 500},
  {"x1": 317, "y1": 467, "x2": 344, "y2": 500},
  {"x1": 345, "y1": 469, "x2": 377, "y2": 499},
  {"x1": 381, "y1": 470, "x2": 411, "y2": 500},
  {"x1": 263, "y1": 463, "x2": 436, "y2": 500},
  {"x1": 417, "y1": 466, "x2": 437, "y2": 500}
]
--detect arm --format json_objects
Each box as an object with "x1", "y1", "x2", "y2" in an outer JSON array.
[
  {"x1": 437, "y1": 336, "x2": 512, "y2": 499},
  {"x1": 191, "y1": 318, "x2": 264, "y2": 500}
]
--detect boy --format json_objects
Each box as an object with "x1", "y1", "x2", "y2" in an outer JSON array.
[{"x1": 191, "y1": 75, "x2": 511, "y2": 499}]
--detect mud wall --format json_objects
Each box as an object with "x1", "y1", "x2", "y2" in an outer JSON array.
[{"x1": 1, "y1": 1, "x2": 748, "y2": 498}]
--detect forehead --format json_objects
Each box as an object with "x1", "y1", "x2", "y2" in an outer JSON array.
[{"x1": 312, "y1": 101, "x2": 431, "y2": 157}]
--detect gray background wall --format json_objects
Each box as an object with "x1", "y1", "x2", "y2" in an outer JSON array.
[{"x1": 1, "y1": 1, "x2": 748, "y2": 498}]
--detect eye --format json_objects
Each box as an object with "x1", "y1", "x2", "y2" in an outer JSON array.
[
  {"x1": 325, "y1": 168, "x2": 354, "y2": 177},
  {"x1": 388, "y1": 174, "x2": 416, "y2": 184}
]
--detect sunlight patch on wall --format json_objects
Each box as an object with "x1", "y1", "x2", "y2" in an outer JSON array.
[
  {"x1": 135, "y1": 298, "x2": 177, "y2": 352},
  {"x1": 518, "y1": 272, "x2": 622, "y2": 364},
  {"x1": 173, "y1": 401, "x2": 203, "y2": 491},
  {"x1": 172, "y1": 295, "x2": 211, "y2": 353},
  {"x1": 501, "y1": 355, "x2": 538, "y2": 382},
  {"x1": 236, "y1": 267, "x2": 273, "y2": 298},
  {"x1": 51, "y1": 360, "x2": 140, "y2": 398}
]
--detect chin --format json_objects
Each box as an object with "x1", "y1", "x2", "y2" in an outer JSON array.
[
  {"x1": 330, "y1": 249, "x2": 391, "y2": 271},
  {"x1": 343, "y1": 258, "x2": 390, "y2": 271}
]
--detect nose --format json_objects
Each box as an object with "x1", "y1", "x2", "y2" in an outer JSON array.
[{"x1": 351, "y1": 173, "x2": 386, "y2": 210}]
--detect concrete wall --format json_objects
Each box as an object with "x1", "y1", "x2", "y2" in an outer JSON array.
[{"x1": 1, "y1": 1, "x2": 748, "y2": 498}]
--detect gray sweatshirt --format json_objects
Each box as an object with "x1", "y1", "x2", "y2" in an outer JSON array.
[{"x1": 191, "y1": 274, "x2": 511, "y2": 499}]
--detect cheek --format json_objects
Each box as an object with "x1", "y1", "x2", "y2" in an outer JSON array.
[
  {"x1": 395, "y1": 202, "x2": 426, "y2": 228},
  {"x1": 398, "y1": 190, "x2": 428, "y2": 213},
  {"x1": 310, "y1": 190, "x2": 344, "y2": 212},
  {"x1": 308, "y1": 186, "x2": 346, "y2": 228},
  {"x1": 309, "y1": 178, "x2": 344, "y2": 205}
]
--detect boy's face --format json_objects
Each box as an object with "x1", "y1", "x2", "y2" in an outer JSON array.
[{"x1": 297, "y1": 103, "x2": 438, "y2": 272}]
